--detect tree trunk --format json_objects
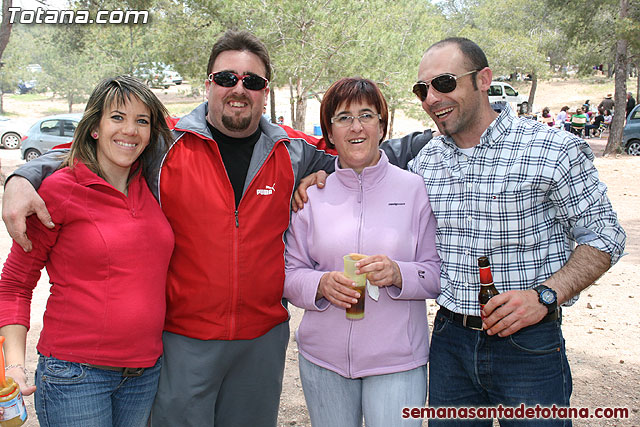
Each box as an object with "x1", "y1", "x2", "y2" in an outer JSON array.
[
  {"x1": 0, "y1": 0, "x2": 13, "y2": 62},
  {"x1": 294, "y1": 95, "x2": 307, "y2": 131},
  {"x1": 269, "y1": 86, "x2": 276, "y2": 124},
  {"x1": 0, "y1": 91, "x2": 4, "y2": 115},
  {"x1": 388, "y1": 106, "x2": 395, "y2": 140},
  {"x1": 68, "y1": 94, "x2": 74, "y2": 113},
  {"x1": 292, "y1": 77, "x2": 306, "y2": 131},
  {"x1": 606, "y1": 63, "x2": 614, "y2": 78},
  {"x1": 527, "y1": 71, "x2": 537, "y2": 114},
  {"x1": 604, "y1": 0, "x2": 629, "y2": 156},
  {"x1": 289, "y1": 80, "x2": 295, "y2": 127}
]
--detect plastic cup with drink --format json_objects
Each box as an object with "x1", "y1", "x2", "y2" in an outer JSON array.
[{"x1": 343, "y1": 253, "x2": 367, "y2": 320}]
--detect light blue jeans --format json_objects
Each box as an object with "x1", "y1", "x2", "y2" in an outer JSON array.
[
  {"x1": 34, "y1": 354, "x2": 162, "y2": 427},
  {"x1": 298, "y1": 353, "x2": 427, "y2": 427}
]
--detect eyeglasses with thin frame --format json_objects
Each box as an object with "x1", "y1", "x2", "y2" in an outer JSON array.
[
  {"x1": 412, "y1": 69, "x2": 480, "y2": 102},
  {"x1": 330, "y1": 112, "x2": 382, "y2": 127},
  {"x1": 208, "y1": 71, "x2": 269, "y2": 91}
]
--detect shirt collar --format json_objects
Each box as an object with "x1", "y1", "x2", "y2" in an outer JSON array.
[
  {"x1": 439, "y1": 105, "x2": 515, "y2": 152},
  {"x1": 71, "y1": 159, "x2": 143, "y2": 188}
]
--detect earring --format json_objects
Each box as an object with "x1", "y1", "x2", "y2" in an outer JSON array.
[{"x1": 92, "y1": 132, "x2": 98, "y2": 139}]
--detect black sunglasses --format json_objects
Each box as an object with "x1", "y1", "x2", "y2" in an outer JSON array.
[
  {"x1": 412, "y1": 70, "x2": 479, "y2": 101},
  {"x1": 208, "y1": 71, "x2": 269, "y2": 91}
]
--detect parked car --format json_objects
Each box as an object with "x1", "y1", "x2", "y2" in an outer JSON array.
[
  {"x1": 164, "y1": 68, "x2": 183, "y2": 85},
  {"x1": 21, "y1": 113, "x2": 82, "y2": 161},
  {"x1": 488, "y1": 81, "x2": 529, "y2": 114},
  {"x1": 18, "y1": 64, "x2": 43, "y2": 94},
  {"x1": 623, "y1": 105, "x2": 640, "y2": 156},
  {"x1": 134, "y1": 62, "x2": 182, "y2": 88},
  {"x1": 17, "y1": 80, "x2": 37, "y2": 94},
  {"x1": 0, "y1": 117, "x2": 23, "y2": 149}
]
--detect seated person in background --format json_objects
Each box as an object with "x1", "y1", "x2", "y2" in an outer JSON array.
[
  {"x1": 585, "y1": 107, "x2": 605, "y2": 138},
  {"x1": 570, "y1": 107, "x2": 588, "y2": 137},
  {"x1": 540, "y1": 107, "x2": 554, "y2": 126},
  {"x1": 604, "y1": 110, "x2": 613, "y2": 125},
  {"x1": 556, "y1": 105, "x2": 570, "y2": 130}
]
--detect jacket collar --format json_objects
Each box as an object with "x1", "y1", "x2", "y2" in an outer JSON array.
[
  {"x1": 70, "y1": 159, "x2": 143, "y2": 190},
  {"x1": 173, "y1": 102, "x2": 291, "y2": 197},
  {"x1": 174, "y1": 102, "x2": 212, "y2": 140},
  {"x1": 334, "y1": 149, "x2": 389, "y2": 190},
  {"x1": 174, "y1": 102, "x2": 289, "y2": 144}
]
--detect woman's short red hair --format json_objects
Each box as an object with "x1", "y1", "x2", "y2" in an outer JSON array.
[{"x1": 320, "y1": 77, "x2": 388, "y2": 148}]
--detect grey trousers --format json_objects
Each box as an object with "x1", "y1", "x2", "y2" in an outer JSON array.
[{"x1": 150, "y1": 322, "x2": 290, "y2": 427}]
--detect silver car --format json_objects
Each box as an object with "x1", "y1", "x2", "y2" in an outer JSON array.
[
  {"x1": 0, "y1": 116, "x2": 23, "y2": 149},
  {"x1": 21, "y1": 113, "x2": 83, "y2": 161}
]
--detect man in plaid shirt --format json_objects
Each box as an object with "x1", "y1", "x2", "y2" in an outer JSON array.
[{"x1": 410, "y1": 38, "x2": 625, "y2": 425}]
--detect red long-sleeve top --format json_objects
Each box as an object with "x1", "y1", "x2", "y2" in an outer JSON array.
[{"x1": 0, "y1": 161, "x2": 174, "y2": 367}]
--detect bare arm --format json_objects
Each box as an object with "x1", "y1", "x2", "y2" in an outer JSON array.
[
  {"x1": 483, "y1": 245, "x2": 611, "y2": 337},
  {"x1": 2, "y1": 177, "x2": 54, "y2": 252},
  {"x1": 0, "y1": 325, "x2": 36, "y2": 396}
]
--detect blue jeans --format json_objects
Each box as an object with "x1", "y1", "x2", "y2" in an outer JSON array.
[
  {"x1": 299, "y1": 353, "x2": 427, "y2": 427},
  {"x1": 35, "y1": 354, "x2": 162, "y2": 427},
  {"x1": 428, "y1": 311, "x2": 572, "y2": 426}
]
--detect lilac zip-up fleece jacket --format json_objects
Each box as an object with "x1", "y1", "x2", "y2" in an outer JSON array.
[{"x1": 284, "y1": 150, "x2": 441, "y2": 378}]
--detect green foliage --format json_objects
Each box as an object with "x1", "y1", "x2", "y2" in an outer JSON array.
[
  {"x1": 35, "y1": 25, "x2": 102, "y2": 112},
  {"x1": 2, "y1": 0, "x2": 637, "y2": 128}
]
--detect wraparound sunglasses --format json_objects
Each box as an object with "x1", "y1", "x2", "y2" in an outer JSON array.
[
  {"x1": 208, "y1": 71, "x2": 269, "y2": 91},
  {"x1": 412, "y1": 70, "x2": 480, "y2": 101}
]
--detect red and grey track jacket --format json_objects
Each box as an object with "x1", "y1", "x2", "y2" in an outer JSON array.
[{"x1": 149, "y1": 103, "x2": 335, "y2": 340}]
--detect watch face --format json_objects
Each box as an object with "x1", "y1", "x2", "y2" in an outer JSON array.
[{"x1": 540, "y1": 289, "x2": 556, "y2": 304}]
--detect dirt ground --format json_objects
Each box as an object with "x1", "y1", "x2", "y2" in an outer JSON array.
[{"x1": 0, "y1": 80, "x2": 638, "y2": 426}]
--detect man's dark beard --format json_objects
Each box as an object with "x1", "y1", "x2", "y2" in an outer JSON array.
[{"x1": 222, "y1": 114, "x2": 252, "y2": 131}]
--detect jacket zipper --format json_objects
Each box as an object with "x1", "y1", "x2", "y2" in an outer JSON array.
[
  {"x1": 348, "y1": 173, "x2": 365, "y2": 377},
  {"x1": 228, "y1": 140, "x2": 282, "y2": 339},
  {"x1": 229, "y1": 210, "x2": 240, "y2": 338}
]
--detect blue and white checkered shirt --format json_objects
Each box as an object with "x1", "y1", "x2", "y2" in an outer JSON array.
[{"x1": 408, "y1": 108, "x2": 626, "y2": 315}]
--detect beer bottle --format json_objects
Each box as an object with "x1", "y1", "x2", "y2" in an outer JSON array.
[{"x1": 478, "y1": 256, "x2": 499, "y2": 316}]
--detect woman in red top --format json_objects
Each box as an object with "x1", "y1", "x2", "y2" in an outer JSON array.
[{"x1": 0, "y1": 76, "x2": 175, "y2": 427}]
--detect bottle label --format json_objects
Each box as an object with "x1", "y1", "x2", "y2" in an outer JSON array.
[
  {"x1": 478, "y1": 266, "x2": 492, "y2": 284},
  {"x1": 0, "y1": 389, "x2": 28, "y2": 423}
]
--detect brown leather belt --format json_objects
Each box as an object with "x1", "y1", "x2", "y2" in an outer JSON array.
[
  {"x1": 85, "y1": 364, "x2": 145, "y2": 377},
  {"x1": 437, "y1": 306, "x2": 559, "y2": 331}
]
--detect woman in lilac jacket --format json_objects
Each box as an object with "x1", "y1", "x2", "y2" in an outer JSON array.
[{"x1": 284, "y1": 77, "x2": 441, "y2": 427}]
